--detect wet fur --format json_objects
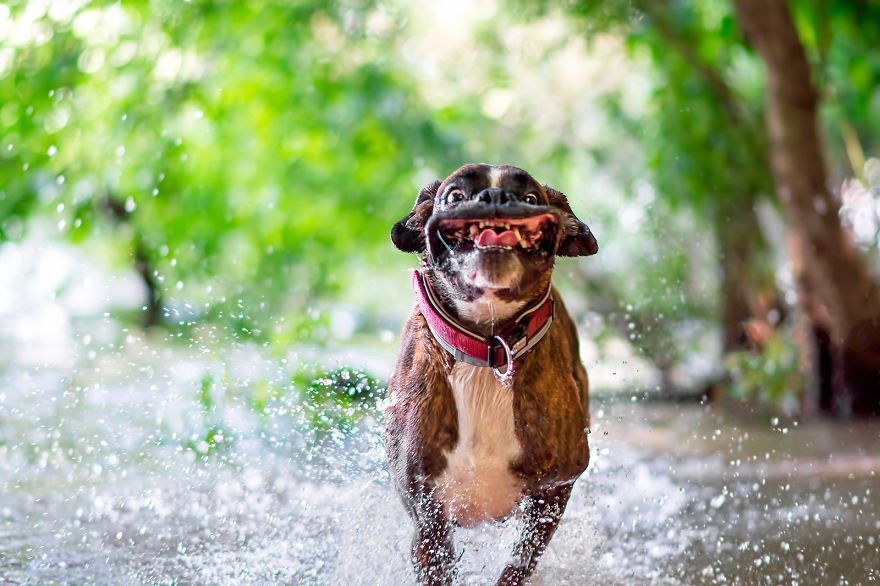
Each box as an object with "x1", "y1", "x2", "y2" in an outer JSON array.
[
  {"x1": 385, "y1": 164, "x2": 597, "y2": 585},
  {"x1": 434, "y1": 362, "x2": 522, "y2": 528}
]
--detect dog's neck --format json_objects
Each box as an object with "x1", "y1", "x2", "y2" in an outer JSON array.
[
  {"x1": 452, "y1": 293, "x2": 526, "y2": 335},
  {"x1": 421, "y1": 268, "x2": 552, "y2": 338}
]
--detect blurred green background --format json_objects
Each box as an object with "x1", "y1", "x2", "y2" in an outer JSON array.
[{"x1": 2, "y1": 0, "x2": 879, "y2": 415}]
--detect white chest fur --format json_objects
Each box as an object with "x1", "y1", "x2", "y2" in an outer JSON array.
[{"x1": 434, "y1": 362, "x2": 524, "y2": 527}]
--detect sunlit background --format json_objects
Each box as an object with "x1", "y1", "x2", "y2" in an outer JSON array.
[{"x1": 1, "y1": 0, "x2": 879, "y2": 584}]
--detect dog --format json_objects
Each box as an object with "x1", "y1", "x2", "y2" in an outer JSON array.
[{"x1": 385, "y1": 163, "x2": 598, "y2": 585}]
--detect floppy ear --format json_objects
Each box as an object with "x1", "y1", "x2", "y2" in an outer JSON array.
[
  {"x1": 391, "y1": 180, "x2": 440, "y2": 253},
  {"x1": 545, "y1": 186, "x2": 599, "y2": 257}
]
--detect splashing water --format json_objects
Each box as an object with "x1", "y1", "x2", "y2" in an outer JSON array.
[{"x1": 1, "y1": 334, "x2": 878, "y2": 585}]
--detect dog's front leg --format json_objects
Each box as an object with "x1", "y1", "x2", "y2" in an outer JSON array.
[
  {"x1": 497, "y1": 483, "x2": 573, "y2": 586},
  {"x1": 410, "y1": 491, "x2": 456, "y2": 586}
]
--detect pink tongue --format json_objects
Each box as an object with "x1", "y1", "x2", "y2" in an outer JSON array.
[{"x1": 475, "y1": 228, "x2": 518, "y2": 248}]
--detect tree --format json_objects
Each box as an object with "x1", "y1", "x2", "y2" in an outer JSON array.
[
  {"x1": 733, "y1": 0, "x2": 880, "y2": 414},
  {"x1": 556, "y1": 0, "x2": 783, "y2": 387},
  {"x1": 555, "y1": 0, "x2": 880, "y2": 412},
  {"x1": 0, "y1": 0, "x2": 465, "y2": 337}
]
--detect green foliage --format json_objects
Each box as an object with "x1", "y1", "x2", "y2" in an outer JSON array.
[
  {"x1": 724, "y1": 330, "x2": 805, "y2": 416},
  {"x1": 554, "y1": 0, "x2": 879, "y2": 396},
  {"x1": 296, "y1": 366, "x2": 382, "y2": 434},
  {"x1": 0, "y1": 0, "x2": 465, "y2": 337},
  {"x1": 4, "y1": 0, "x2": 879, "y2": 410},
  {"x1": 547, "y1": 0, "x2": 774, "y2": 382},
  {"x1": 792, "y1": 1, "x2": 880, "y2": 179},
  {"x1": 566, "y1": 0, "x2": 772, "y2": 212},
  {"x1": 176, "y1": 362, "x2": 382, "y2": 459},
  {"x1": 184, "y1": 372, "x2": 232, "y2": 459}
]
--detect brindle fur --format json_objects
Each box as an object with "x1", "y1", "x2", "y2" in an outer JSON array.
[{"x1": 386, "y1": 164, "x2": 597, "y2": 585}]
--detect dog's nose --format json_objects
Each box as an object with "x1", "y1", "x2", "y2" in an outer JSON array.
[{"x1": 477, "y1": 188, "x2": 509, "y2": 205}]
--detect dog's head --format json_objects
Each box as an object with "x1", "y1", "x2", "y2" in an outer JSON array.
[{"x1": 392, "y1": 164, "x2": 597, "y2": 316}]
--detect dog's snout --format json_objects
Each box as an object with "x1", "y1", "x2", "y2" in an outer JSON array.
[{"x1": 477, "y1": 188, "x2": 510, "y2": 205}]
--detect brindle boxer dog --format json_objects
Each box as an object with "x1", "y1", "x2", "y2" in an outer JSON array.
[{"x1": 385, "y1": 163, "x2": 598, "y2": 585}]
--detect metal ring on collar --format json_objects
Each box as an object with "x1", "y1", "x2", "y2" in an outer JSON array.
[{"x1": 491, "y1": 335, "x2": 514, "y2": 381}]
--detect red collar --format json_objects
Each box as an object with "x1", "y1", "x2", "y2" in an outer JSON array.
[{"x1": 412, "y1": 270, "x2": 554, "y2": 373}]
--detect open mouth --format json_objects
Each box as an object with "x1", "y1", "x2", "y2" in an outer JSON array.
[{"x1": 434, "y1": 213, "x2": 558, "y2": 251}]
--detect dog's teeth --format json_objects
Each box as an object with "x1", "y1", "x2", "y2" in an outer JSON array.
[
  {"x1": 469, "y1": 224, "x2": 479, "y2": 237},
  {"x1": 514, "y1": 228, "x2": 523, "y2": 246}
]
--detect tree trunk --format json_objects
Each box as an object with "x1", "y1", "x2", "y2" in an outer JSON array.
[
  {"x1": 134, "y1": 237, "x2": 162, "y2": 328},
  {"x1": 733, "y1": 0, "x2": 880, "y2": 415},
  {"x1": 102, "y1": 195, "x2": 163, "y2": 328},
  {"x1": 715, "y1": 198, "x2": 778, "y2": 354}
]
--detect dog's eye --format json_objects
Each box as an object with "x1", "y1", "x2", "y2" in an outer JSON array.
[
  {"x1": 524, "y1": 193, "x2": 539, "y2": 205},
  {"x1": 446, "y1": 189, "x2": 464, "y2": 204}
]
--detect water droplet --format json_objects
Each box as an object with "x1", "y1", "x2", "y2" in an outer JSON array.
[
  {"x1": 124, "y1": 196, "x2": 136, "y2": 212},
  {"x1": 47, "y1": 145, "x2": 58, "y2": 157}
]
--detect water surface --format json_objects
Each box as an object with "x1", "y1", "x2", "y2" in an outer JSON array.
[{"x1": 1, "y1": 338, "x2": 878, "y2": 585}]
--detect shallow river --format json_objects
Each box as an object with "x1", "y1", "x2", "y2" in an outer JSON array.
[{"x1": 1, "y1": 338, "x2": 878, "y2": 585}]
